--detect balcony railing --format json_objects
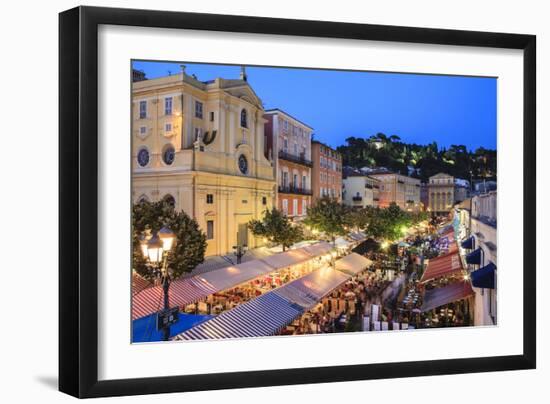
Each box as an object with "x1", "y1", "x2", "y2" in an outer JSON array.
[
  {"x1": 278, "y1": 185, "x2": 313, "y2": 196},
  {"x1": 352, "y1": 196, "x2": 363, "y2": 202},
  {"x1": 278, "y1": 150, "x2": 313, "y2": 167}
]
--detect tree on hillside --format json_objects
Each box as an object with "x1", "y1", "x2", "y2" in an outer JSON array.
[
  {"x1": 132, "y1": 200, "x2": 207, "y2": 281},
  {"x1": 304, "y1": 197, "x2": 350, "y2": 244},
  {"x1": 248, "y1": 208, "x2": 304, "y2": 252}
]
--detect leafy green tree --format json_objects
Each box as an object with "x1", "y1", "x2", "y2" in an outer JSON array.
[
  {"x1": 380, "y1": 203, "x2": 412, "y2": 241},
  {"x1": 337, "y1": 133, "x2": 496, "y2": 182},
  {"x1": 304, "y1": 197, "x2": 350, "y2": 244},
  {"x1": 248, "y1": 208, "x2": 304, "y2": 251},
  {"x1": 132, "y1": 200, "x2": 207, "y2": 281},
  {"x1": 347, "y1": 204, "x2": 421, "y2": 242}
]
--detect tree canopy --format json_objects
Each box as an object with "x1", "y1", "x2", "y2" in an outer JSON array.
[
  {"x1": 303, "y1": 197, "x2": 350, "y2": 243},
  {"x1": 337, "y1": 134, "x2": 496, "y2": 181},
  {"x1": 348, "y1": 203, "x2": 429, "y2": 242},
  {"x1": 132, "y1": 200, "x2": 207, "y2": 281},
  {"x1": 248, "y1": 208, "x2": 304, "y2": 251}
]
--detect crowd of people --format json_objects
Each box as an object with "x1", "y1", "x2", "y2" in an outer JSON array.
[
  {"x1": 181, "y1": 216, "x2": 472, "y2": 335},
  {"x1": 279, "y1": 219, "x2": 472, "y2": 335}
]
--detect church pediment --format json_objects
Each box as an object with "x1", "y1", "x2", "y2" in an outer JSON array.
[{"x1": 222, "y1": 83, "x2": 263, "y2": 109}]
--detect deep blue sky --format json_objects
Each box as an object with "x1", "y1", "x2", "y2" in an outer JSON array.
[{"x1": 133, "y1": 61, "x2": 497, "y2": 151}]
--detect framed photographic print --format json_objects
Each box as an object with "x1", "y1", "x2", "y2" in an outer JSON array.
[{"x1": 59, "y1": 6, "x2": 536, "y2": 398}]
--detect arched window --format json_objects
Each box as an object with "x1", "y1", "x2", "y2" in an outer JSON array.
[
  {"x1": 240, "y1": 108, "x2": 248, "y2": 128},
  {"x1": 137, "y1": 194, "x2": 149, "y2": 204}
]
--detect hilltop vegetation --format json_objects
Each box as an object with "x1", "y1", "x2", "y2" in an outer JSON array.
[{"x1": 336, "y1": 133, "x2": 496, "y2": 181}]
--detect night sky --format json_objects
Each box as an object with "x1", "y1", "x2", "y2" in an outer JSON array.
[{"x1": 133, "y1": 60, "x2": 497, "y2": 151}]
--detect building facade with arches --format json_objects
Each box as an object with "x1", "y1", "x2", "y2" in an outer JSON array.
[
  {"x1": 132, "y1": 68, "x2": 275, "y2": 256},
  {"x1": 428, "y1": 173, "x2": 455, "y2": 216}
]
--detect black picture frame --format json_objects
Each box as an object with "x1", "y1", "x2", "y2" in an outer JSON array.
[{"x1": 59, "y1": 6, "x2": 536, "y2": 398}]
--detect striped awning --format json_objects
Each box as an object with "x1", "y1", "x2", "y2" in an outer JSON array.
[
  {"x1": 199, "y1": 259, "x2": 275, "y2": 292},
  {"x1": 438, "y1": 229, "x2": 455, "y2": 244},
  {"x1": 260, "y1": 248, "x2": 312, "y2": 269},
  {"x1": 274, "y1": 267, "x2": 349, "y2": 309},
  {"x1": 132, "y1": 276, "x2": 218, "y2": 320},
  {"x1": 301, "y1": 241, "x2": 333, "y2": 257},
  {"x1": 420, "y1": 251, "x2": 463, "y2": 283},
  {"x1": 421, "y1": 281, "x2": 474, "y2": 312},
  {"x1": 174, "y1": 267, "x2": 351, "y2": 340},
  {"x1": 132, "y1": 273, "x2": 152, "y2": 296},
  {"x1": 175, "y1": 292, "x2": 304, "y2": 340},
  {"x1": 132, "y1": 242, "x2": 332, "y2": 320},
  {"x1": 335, "y1": 253, "x2": 373, "y2": 276}
]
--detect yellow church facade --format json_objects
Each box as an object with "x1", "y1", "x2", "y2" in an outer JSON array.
[{"x1": 132, "y1": 67, "x2": 275, "y2": 257}]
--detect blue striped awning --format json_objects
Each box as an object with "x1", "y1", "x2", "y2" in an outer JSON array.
[
  {"x1": 174, "y1": 267, "x2": 352, "y2": 340},
  {"x1": 470, "y1": 262, "x2": 496, "y2": 289},
  {"x1": 175, "y1": 292, "x2": 303, "y2": 340}
]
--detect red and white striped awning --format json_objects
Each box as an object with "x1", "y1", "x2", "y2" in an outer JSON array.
[
  {"x1": 132, "y1": 273, "x2": 152, "y2": 296},
  {"x1": 132, "y1": 242, "x2": 332, "y2": 320},
  {"x1": 421, "y1": 281, "x2": 474, "y2": 312},
  {"x1": 132, "y1": 276, "x2": 218, "y2": 320},
  {"x1": 420, "y1": 251, "x2": 463, "y2": 283}
]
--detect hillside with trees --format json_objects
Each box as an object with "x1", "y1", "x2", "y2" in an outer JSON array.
[{"x1": 336, "y1": 133, "x2": 496, "y2": 181}]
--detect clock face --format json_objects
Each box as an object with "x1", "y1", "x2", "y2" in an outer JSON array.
[
  {"x1": 137, "y1": 148, "x2": 149, "y2": 167},
  {"x1": 238, "y1": 154, "x2": 248, "y2": 174},
  {"x1": 163, "y1": 146, "x2": 175, "y2": 165}
]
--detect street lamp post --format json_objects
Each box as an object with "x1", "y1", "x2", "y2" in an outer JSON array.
[
  {"x1": 233, "y1": 244, "x2": 248, "y2": 264},
  {"x1": 140, "y1": 226, "x2": 176, "y2": 341}
]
